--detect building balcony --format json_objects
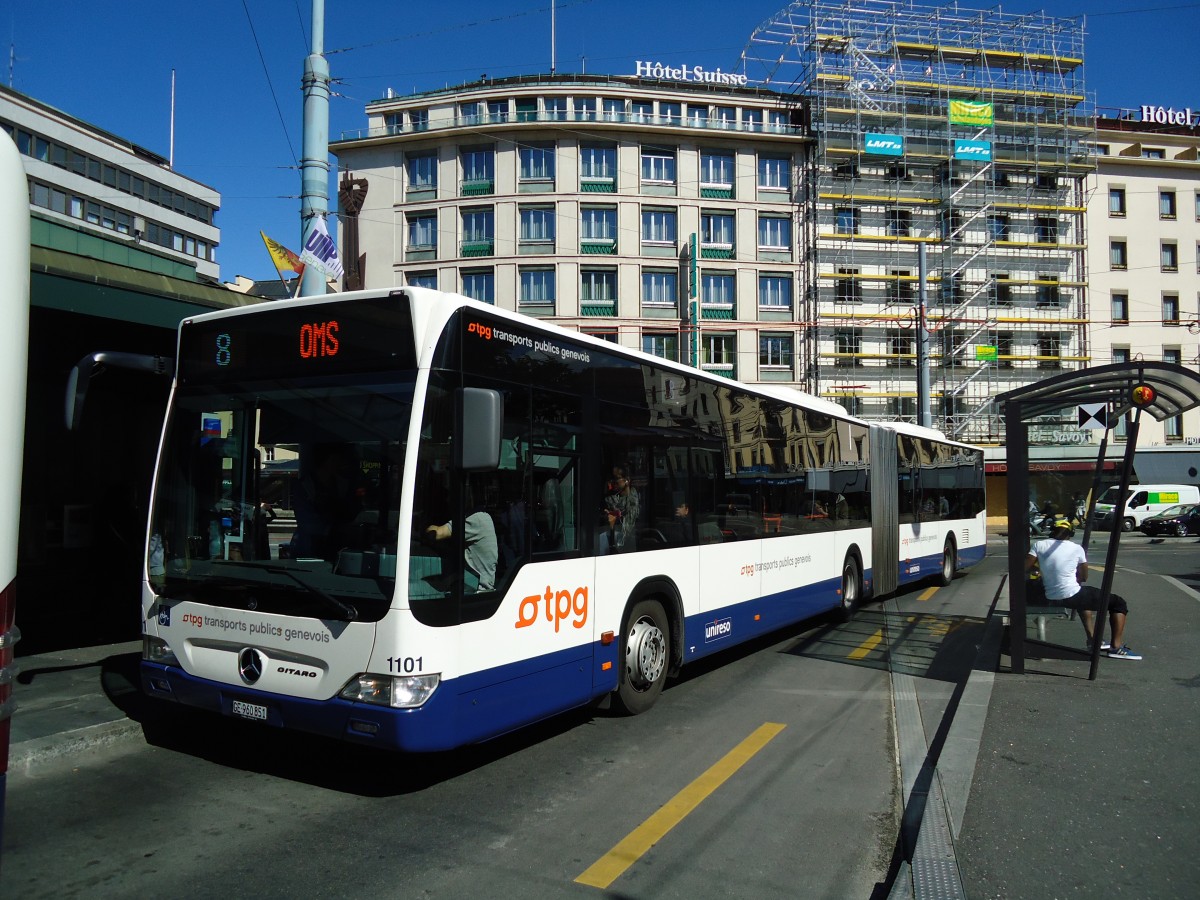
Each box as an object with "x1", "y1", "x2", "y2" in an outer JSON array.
[{"x1": 460, "y1": 240, "x2": 494, "y2": 257}]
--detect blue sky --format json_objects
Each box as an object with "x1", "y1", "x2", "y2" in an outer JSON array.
[{"x1": 8, "y1": 1, "x2": 1199, "y2": 284}]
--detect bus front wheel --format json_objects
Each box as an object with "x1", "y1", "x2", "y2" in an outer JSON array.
[{"x1": 614, "y1": 599, "x2": 669, "y2": 715}]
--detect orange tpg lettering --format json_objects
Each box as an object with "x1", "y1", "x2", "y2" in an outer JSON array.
[{"x1": 515, "y1": 586, "x2": 588, "y2": 632}]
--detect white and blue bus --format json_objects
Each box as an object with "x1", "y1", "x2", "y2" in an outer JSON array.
[{"x1": 137, "y1": 287, "x2": 984, "y2": 751}]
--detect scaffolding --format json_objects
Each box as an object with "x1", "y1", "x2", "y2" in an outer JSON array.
[{"x1": 741, "y1": 0, "x2": 1095, "y2": 443}]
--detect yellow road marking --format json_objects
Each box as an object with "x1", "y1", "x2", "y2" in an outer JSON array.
[
  {"x1": 575, "y1": 722, "x2": 786, "y2": 889},
  {"x1": 848, "y1": 628, "x2": 884, "y2": 660},
  {"x1": 918, "y1": 587, "x2": 939, "y2": 602}
]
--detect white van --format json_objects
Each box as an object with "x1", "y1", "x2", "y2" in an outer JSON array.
[{"x1": 1092, "y1": 483, "x2": 1200, "y2": 532}]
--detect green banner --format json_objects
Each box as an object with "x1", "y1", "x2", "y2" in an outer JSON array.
[
  {"x1": 975, "y1": 345, "x2": 998, "y2": 361},
  {"x1": 949, "y1": 99, "x2": 994, "y2": 126}
]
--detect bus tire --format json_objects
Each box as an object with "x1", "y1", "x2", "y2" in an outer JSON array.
[
  {"x1": 837, "y1": 553, "x2": 861, "y2": 621},
  {"x1": 613, "y1": 598, "x2": 670, "y2": 715},
  {"x1": 938, "y1": 535, "x2": 957, "y2": 586}
]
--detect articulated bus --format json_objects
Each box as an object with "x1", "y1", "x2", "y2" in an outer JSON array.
[{"x1": 137, "y1": 287, "x2": 984, "y2": 752}]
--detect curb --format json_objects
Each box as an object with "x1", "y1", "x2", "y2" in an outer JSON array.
[{"x1": 8, "y1": 717, "x2": 143, "y2": 769}]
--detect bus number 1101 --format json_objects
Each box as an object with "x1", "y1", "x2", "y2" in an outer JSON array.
[{"x1": 388, "y1": 656, "x2": 423, "y2": 674}]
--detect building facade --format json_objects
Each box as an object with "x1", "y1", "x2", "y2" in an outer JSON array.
[
  {"x1": 0, "y1": 84, "x2": 221, "y2": 280},
  {"x1": 332, "y1": 73, "x2": 809, "y2": 386},
  {"x1": 1087, "y1": 109, "x2": 1200, "y2": 448}
]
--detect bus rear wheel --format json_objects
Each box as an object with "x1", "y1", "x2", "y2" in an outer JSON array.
[
  {"x1": 614, "y1": 599, "x2": 669, "y2": 715},
  {"x1": 938, "y1": 536, "x2": 957, "y2": 586},
  {"x1": 837, "y1": 554, "x2": 861, "y2": 621}
]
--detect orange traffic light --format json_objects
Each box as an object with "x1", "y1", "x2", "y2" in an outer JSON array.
[{"x1": 1131, "y1": 383, "x2": 1157, "y2": 406}]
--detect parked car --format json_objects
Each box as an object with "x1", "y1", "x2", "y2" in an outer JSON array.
[{"x1": 1138, "y1": 503, "x2": 1200, "y2": 537}]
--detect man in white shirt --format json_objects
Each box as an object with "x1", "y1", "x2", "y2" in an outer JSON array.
[{"x1": 1025, "y1": 519, "x2": 1142, "y2": 660}]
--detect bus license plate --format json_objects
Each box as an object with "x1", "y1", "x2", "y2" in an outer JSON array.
[{"x1": 231, "y1": 700, "x2": 268, "y2": 721}]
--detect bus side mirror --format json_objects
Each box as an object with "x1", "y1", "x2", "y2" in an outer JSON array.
[
  {"x1": 456, "y1": 387, "x2": 502, "y2": 471},
  {"x1": 65, "y1": 352, "x2": 173, "y2": 431}
]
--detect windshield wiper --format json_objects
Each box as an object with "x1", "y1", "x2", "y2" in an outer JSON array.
[{"x1": 261, "y1": 565, "x2": 359, "y2": 622}]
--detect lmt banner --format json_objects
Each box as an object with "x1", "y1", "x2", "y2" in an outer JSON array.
[{"x1": 949, "y1": 99, "x2": 994, "y2": 126}]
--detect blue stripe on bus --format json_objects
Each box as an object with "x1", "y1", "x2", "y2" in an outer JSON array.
[{"x1": 142, "y1": 542, "x2": 986, "y2": 753}]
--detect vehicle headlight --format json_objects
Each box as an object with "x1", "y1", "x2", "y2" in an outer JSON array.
[
  {"x1": 338, "y1": 673, "x2": 440, "y2": 709},
  {"x1": 143, "y1": 635, "x2": 179, "y2": 666}
]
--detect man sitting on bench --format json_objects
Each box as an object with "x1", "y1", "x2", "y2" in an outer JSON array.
[{"x1": 1025, "y1": 519, "x2": 1142, "y2": 660}]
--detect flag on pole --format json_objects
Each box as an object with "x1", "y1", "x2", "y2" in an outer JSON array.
[
  {"x1": 260, "y1": 231, "x2": 305, "y2": 281},
  {"x1": 299, "y1": 217, "x2": 345, "y2": 281}
]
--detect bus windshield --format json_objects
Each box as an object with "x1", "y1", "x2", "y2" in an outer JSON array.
[{"x1": 147, "y1": 379, "x2": 414, "y2": 622}]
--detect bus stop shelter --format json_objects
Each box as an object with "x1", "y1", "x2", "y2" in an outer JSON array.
[{"x1": 997, "y1": 362, "x2": 1200, "y2": 678}]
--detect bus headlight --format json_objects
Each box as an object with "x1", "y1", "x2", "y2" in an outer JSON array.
[
  {"x1": 143, "y1": 635, "x2": 179, "y2": 666},
  {"x1": 338, "y1": 673, "x2": 440, "y2": 709}
]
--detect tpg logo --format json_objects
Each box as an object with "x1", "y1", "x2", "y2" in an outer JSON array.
[
  {"x1": 515, "y1": 585, "x2": 588, "y2": 633},
  {"x1": 467, "y1": 321, "x2": 493, "y2": 340},
  {"x1": 704, "y1": 617, "x2": 732, "y2": 643}
]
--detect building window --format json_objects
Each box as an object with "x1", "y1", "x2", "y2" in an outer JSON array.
[
  {"x1": 602, "y1": 98, "x2": 625, "y2": 122},
  {"x1": 1160, "y1": 190, "x2": 1177, "y2": 219},
  {"x1": 630, "y1": 100, "x2": 652, "y2": 123},
  {"x1": 1164, "y1": 346, "x2": 1182, "y2": 366},
  {"x1": 702, "y1": 334, "x2": 735, "y2": 369},
  {"x1": 1035, "y1": 216, "x2": 1058, "y2": 244},
  {"x1": 760, "y1": 333, "x2": 793, "y2": 369},
  {"x1": 714, "y1": 106, "x2": 736, "y2": 129},
  {"x1": 409, "y1": 109, "x2": 429, "y2": 132},
  {"x1": 642, "y1": 270, "x2": 678, "y2": 306},
  {"x1": 406, "y1": 271, "x2": 437, "y2": 289},
  {"x1": 835, "y1": 329, "x2": 862, "y2": 367},
  {"x1": 461, "y1": 147, "x2": 494, "y2": 194},
  {"x1": 581, "y1": 268, "x2": 617, "y2": 303},
  {"x1": 486, "y1": 99, "x2": 508, "y2": 122},
  {"x1": 700, "y1": 211, "x2": 735, "y2": 251},
  {"x1": 519, "y1": 267, "x2": 555, "y2": 305},
  {"x1": 1037, "y1": 332, "x2": 1061, "y2": 369},
  {"x1": 461, "y1": 269, "x2": 494, "y2": 304},
  {"x1": 700, "y1": 151, "x2": 734, "y2": 191},
  {"x1": 461, "y1": 208, "x2": 494, "y2": 255},
  {"x1": 1036, "y1": 276, "x2": 1060, "y2": 308},
  {"x1": 767, "y1": 110, "x2": 788, "y2": 132},
  {"x1": 641, "y1": 146, "x2": 676, "y2": 184},
  {"x1": 687, "y1": 104, "x2": 709, "y2": 127},
  {"x1": 642, "y1": 332, "x2": 679, "y2": 361},
  {"x1": 580, "y1": 205, "x2": 619, "y2": 244},
  {"x1": 519, "y1": 144, "x2": 555, "y2": 182},
  {"x1": 1111, "y1": 293, "x2": 1129, "y2": 325},
  {"x1": 1166, "y1": 415, "x2": 1183, "y2": 440},
  {"x1": 701, "y1": 272, "x2": 736, "y2": 307},
  {"x1": 575, "y1": 97, "x2": 596, "y2": 121},
  {"x1": 835, "y1": 207, "x2": 859, "y2": 235},
  {"x1": 586, "y1": 329, "x2": 618, "y2": 343},
  {"x1": 407, "y1": 152, "x2": 438, "y2": 192},
  {"x1": 887, "y1": 209, "x2": 912, "y2": 237},
  {"x1": 987, "y1": 213, "x2": 1009, "y2": 241},
  {"x1": 995, "y1": 331, "x2": 1014, "y2": 369},
  {"x1": 519, "y1": 206, "x2": 555, "y2": 244},
  {"x1": 758, "y1": 156, "x2": 789, "y2": 191},
  {"x1": 888, "y1": 330, "x2": 914, "y2": 367},
  {"x1": 991, "y1": 274, "x2": 1012, "y2": 306},
  {"x1": 744, "y1": 109, "x2": 763, "y2": 132},
  {"x1": 1161, "y1": 242, "x2": 1178, "y2": 272},
  {"x1": 642, "y1": 208, "x2": 677, "y2": 245},
  {"x1": 1110, "y1": 240, "x2": 1127, "y2": 270},
  {"x1": 1195, "y1": 190, "x2": 1200, "y2": 221},
  {"x1": 515, "y1": 98, "x2": 538, "y2": 122},
  {"x1": 758, "y1": 274, "x2": 792, "y2": 309},
  {"x1": 658, "y1": 101, "x2": 681, "y2": 125},
  {"x1": 406, "y1": 213, "x2": 437, "y2": 250},
  {"x1": 835, "y1": 269, "x2": 861, "y2": 303},
  {"x1": 1108, "y1": 187, "x2": 1126, "y2": 216},
  {"x1": 580, "y1": 144, "x2": 617, "y2": 183},
  {"x1": 544, "y1": 97, "x2": 567, "y2": 121},
  {"x1": 1163, "y1": 294, "x2": 1180, "y2": 325},
  {"x1": 757, "y1": 215, "x2": 791, "y2": 251},
  {"x1": 1141, "y1": 147, "x2": 1165, "y2": 159},
  {"x1": 889, "y1": 270, "x2": 914, "y2": 304}
]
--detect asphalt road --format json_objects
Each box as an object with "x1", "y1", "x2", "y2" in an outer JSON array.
[{"x1": 1, "y1": 599, "x2": 931, "y2": 899}]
